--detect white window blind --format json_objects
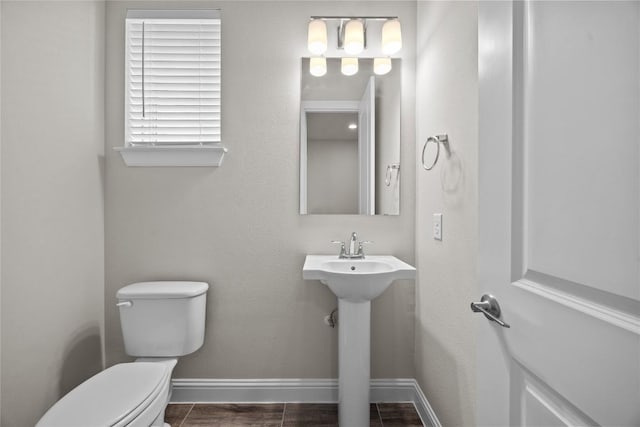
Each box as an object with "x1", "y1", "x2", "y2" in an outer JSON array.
[{"x1": 125, "y1": 10, "x2": 221, "y2": 147}]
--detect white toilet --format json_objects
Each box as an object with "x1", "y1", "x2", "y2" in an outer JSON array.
[{"x1": 36, "y1": 281, "x2": 209, "y2": 427}]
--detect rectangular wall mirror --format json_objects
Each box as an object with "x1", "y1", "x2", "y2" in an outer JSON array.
[{"x1": 300, "y1": 58, "x2": 401, "y2": 215}]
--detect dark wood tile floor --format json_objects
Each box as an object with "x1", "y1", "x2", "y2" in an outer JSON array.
[{"x1": 166, "y1": 403, "x2": 424, "y2": 427}]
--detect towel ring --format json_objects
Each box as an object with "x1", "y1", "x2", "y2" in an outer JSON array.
[{"x1": 421, "y1": 134, "x2": 451, "y2": 171}]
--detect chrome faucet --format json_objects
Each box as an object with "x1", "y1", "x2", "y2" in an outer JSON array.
[
  {"x1": 349, "y1": 232, "x2": 358, "y2": 255},
  {"x1": 332, "y1": 232, "x2": 372, "y2": 259}
]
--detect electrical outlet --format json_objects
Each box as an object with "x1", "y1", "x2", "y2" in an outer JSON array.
[{"x1": 433, "y1": 213, "x2": 443, "y2": 241}]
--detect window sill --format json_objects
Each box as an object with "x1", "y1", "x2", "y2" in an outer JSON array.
[{"x1": 114, "y1": 144, "x2": 228, "y2": 167}]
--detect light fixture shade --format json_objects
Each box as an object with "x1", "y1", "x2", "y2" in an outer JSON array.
[
  {"x1": 309, "y1": 57, "x2": 327, "y2": 77},
  {"x1": 374, "y1": 57, "x2": 392, "y2": 75},
  {"x1": 344, "y1": 20, "x2": 364, "y2": 55},
  {"x1": 308, "y1": 19, "x2": 327, "y2": 55},
  {"x1": 341, "y1": 57, "x2": 358, "y2": 76},
  {"x1": 381, "y1": 19, "x2": 402, "y2": 55}
]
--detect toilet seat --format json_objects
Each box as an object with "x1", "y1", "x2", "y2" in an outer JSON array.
[{"x1": 36, "y1": 361, "x2": 174, "y2": 427}]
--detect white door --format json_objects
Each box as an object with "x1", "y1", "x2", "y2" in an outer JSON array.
[
  {"x1": 477, "y1": 2, "x2": 639, "y2": 426},
  {"x1": 359, "y1": 76, "x2": 375, "y2": 215}
]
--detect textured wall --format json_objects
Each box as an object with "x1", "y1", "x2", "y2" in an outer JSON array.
[
  {"x1": 414, "y1": 2, "x2": 478, "y2": 426},
  {"x1": 0, "y1": 2, "x2": 105, "y2": 426},
  {"x1": 105, "y1": 1, "x2": 417, "y2": 380},
  {"x1": 308, "y1": 137, "x2": 359, "y2": 215}
]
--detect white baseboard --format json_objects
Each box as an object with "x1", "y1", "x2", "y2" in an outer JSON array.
[
  {"x1": 170, "y1": 378, "x2": 441, "y2": 427},
  {"x1": 411, "y1": 379, "x2": 442, "y2": 427}
]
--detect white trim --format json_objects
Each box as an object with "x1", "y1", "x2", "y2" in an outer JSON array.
[
  {"x1": 411, "y1": 379, "x2": 442, "y2": 427},
  {"x1": 299, "y1": 100, "x2": 360, "y2": 214},
  {"x1": 114, "y1": 145, "x2": 228, "y2": 167},
  {"x1": 126, "y1": 9, "x2": 220, "y2": 20},
  {"x1": 515, "y1": 275, "x2": 640, "y2": 335},
  {"x1": 357, "y1": 76, "x2": 375, "y2": 215},
  {"x1": 299, "y1": 108, "x2": 307, "y2": 214},
  {"x1": 170, "y1": 378, "x2": 441, "y2": 427},
  {"x1": 301, "y1": 100, "x2": 361, "y2": 112}
]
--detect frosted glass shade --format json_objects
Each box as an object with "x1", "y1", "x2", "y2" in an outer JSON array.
[
  {"x1": 341, "y1": 57, "x2": 358, "y2": 76},
  {"x1": 374, "y1": 57, "x2": 392, "y2": 75},
  {"x1": 344, "y1": 20, "x2": 364, "y2": 55},
  {"x1": 308, "y1": 19, "x2": 327, "y2": 55},
  {"x1": 381, "y1": 19, "x2": 402, "y2": 55},
  {"x1": 309, "y1": 57, "x2": 327, "y2": 77}
]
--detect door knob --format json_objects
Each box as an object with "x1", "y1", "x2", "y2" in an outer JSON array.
[{"x1": 470, "y1": 294, "x2": 510, "y2": 328}]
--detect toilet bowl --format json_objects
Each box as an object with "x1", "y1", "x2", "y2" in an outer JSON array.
[
  {"x1": 36, "y1": 281, "x2": 208, "y2": 427},
  {"x1": 36, "y1": 360, "x2": 176, "y2": 427}
]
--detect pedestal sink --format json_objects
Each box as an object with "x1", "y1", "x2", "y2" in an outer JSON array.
[{"x1": 303, "y1": 255, "x2": 416, "y2": 427}]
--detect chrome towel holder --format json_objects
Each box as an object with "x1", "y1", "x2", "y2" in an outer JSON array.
[{"x1": 421, "y1": 134, "x2": 450, "y2": 170}]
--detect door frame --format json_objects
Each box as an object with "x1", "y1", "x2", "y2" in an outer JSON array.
[
  {"x1": 477, "y1": 1, "x2": 516, "y2": 424},
  {"x1": 358, "y1": 76, "x2": 376, "y2": 215},
  {"x1": 299, "y1": 100, "x2": 360, "y2": 214}
]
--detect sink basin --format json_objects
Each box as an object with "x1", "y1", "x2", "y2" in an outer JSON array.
[{"x1": 303, "y1": 255, "x2": 416, "y2": 302}]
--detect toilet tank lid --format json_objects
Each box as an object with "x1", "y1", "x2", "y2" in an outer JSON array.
[{"x1": 117, "y1": 281, "x2": 209, "y2": 299}]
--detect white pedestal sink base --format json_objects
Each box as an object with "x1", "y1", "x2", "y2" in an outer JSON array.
[
  {"x1": 338, "y1": 299, "x2": 371, "y2": 427},
  {"x1": 302, "y1": 255, "x2": 416, "y2": 427}
]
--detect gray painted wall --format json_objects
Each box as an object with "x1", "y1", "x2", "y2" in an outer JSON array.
[
  {"x1": 415, "y1": 2, "x2": 478, "y2": 426},
  {"x1": 308, "y1": 137, "x2": 359, "y2": 215},
  {"x1": 105, "y1": 1, "x2": 416, "y2": 380},
  {"x1": 0, "y1": 2, "x2": 106, "y2": 426}
]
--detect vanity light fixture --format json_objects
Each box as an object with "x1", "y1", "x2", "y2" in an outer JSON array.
[
  {"x1": 307, "y1": 19, "x2": 328, "y2": 55},
  {"x1": 341, "y1": 57, "x2": 358, "y2": 76},
  {"x1": 343, "y1": 19, "x2": 364, "y2": 55},
  {"x1": 307, "y1": 16, "x2": 401, "y2": 77},
  {"x1": 307, "y1": 16, "x2": 402, "y2": 56},
  {"x1": 309, "y1": 57, "x2": 327, "y2": 77},
  {"x1": 381, "y1": 18, "x2": 402, "y2": 55},
  {"x1": 373, "y1": 57, "x2": 392, "y2": 75}
]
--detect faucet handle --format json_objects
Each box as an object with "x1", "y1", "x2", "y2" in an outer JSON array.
[
  {"x1": 331, "y1": 240, "x2": 347, "y2": 258},
  {"x1": 356, "y1": 240, "x2": 373, "y2": 257}
]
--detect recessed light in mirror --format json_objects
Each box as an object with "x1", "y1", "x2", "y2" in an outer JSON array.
[{"x1": 348, "y1": 123, "x2": 358, "y2": 130}]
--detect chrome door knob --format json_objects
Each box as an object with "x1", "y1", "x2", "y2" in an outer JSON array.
[{"x1": 470, "y1": 294, "x2": 510, "y2": 328}]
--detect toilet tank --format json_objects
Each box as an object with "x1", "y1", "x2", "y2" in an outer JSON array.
[{"x1": 117, "y1": 281, "x2": 208, "y2": 357}]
